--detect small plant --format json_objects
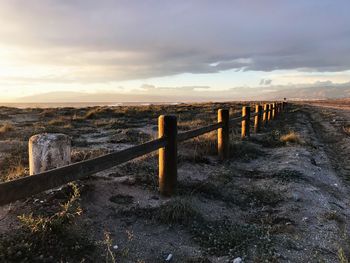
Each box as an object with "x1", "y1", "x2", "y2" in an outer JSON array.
[
  {"x1": 0, "y1": 183, "x2": 98, "y2": 262},
  {"x1": 191, "y1": 219, "x2": 272, "y2": 258},
  {"x1": 48, "y1": 117, "x2": 67, "y2": 126},
  {"x1": 0, "y1": 145, "x2": 28, "y2": 182},
  {"x1": 280, "y1": 131, "x2": 302, "y2": 144},
  {"x1": 338, "y1": 248, "x2": 349, "y2": 263},
  {"x1": 103, "y1": 231, "x2": 117, "y2": 263},
  {"x1": 324, "y1": 210, "x2": 344, "y2": 224},
  {"x1": 156, "y1": 198, "x2": 201, "y2": 225},
  {"x1": 0, "y1": 123, "x2": 14, "y2": 134},
  {"x1": 18, "y1": 183, "x2": 82, "y2": 234},
  {"x1": 230, "y1": 141, "x2": 263, "y2": 161}
]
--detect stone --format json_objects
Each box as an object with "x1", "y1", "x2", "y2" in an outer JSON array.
[
  {"x1": 29, "y1": 133, "x2": 71, "y2": 175},
  {"x1": 233, "y1": 257, "x2": 242, "y2": 263}
]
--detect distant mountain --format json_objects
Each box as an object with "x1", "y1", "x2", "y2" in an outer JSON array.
[
  {"x1": 265, "y1": 85, "x2": 350, "y2": 100},
  {"x1": 15, "y1": 84, "x2": 350, "y2": 103}
]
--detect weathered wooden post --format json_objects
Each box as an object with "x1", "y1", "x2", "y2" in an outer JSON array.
[
  {"x1": 241, "y1": 106, "x2": 250, "y2": 138},
  {"x1": 276, "y1": 103, "x2": 280, "y2": 117},
  {"x1": 254, "y1": 104, "x2": 262, "y2": 133},
  {"x1": 158, "y1": 115, "x2": 177, "y2": 197},
  {"x1": 267, "y1": 103, "x2": 272, "y2": 122},
  {"x1": 263, "y1": 104, "x2": 269, "y2": 125},
  {"x1": 218, "y1": 109, "x2": 229, "y2": 160},
  {"x1": 271, "y1": 103, "x2": 276, "y2": 120},
  {"x1": 29, "y1": 133, "x2": 71, "y2": 175}
]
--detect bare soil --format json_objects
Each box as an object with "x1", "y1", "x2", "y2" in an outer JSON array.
[{"x1": 0, "y1": 101, "x2": 350, "y2": 262}]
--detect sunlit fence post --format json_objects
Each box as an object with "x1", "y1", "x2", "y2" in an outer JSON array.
[
  {"x1": 241, "y1": 106, "x2": 251, "y2": 138},
  {"x1": 275, "y1": 103, "x2": 280, "y2": 117},
  {"x1": 268, "y1": 103, "x2": 273, "y2": 122},
  {"x1": 158, "y1": 115, "x2": 177, "y2": 197},
  {"x1": 271, "y1": 103, "x2": 276, "y2": 119},
  {"x1": 254, "y1": 105, "x2": 262, "y2": 133},
  {"x1": 218, "y1": 109, "x2": 229, "y2": 160},
  {"x1": 263, "y1": 104, "x2": 269, "y2": 126}
]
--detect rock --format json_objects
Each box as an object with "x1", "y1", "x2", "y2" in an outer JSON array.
[
  {"x1": 165, "y1": 253, "x2": 173, "y2": 261},
  {"x1": 29, "y1": 133, "x2": 71, "y2": 175},
  {"x1": 233, "y1": 257, "x2": 242, "y2": 263}
]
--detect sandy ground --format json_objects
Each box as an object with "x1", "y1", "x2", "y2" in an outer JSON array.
[{"x1": 0, "y1": 102, "x2": 350, "y2": 262}]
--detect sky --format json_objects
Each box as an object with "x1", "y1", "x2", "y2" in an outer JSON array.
[{"x1": 0, "y1": 0, "x2": 350, "y2": 101}]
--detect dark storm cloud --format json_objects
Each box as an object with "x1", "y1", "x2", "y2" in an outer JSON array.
[{"x1": 1, "y1": 0, "x2": 349, "y2": 81}]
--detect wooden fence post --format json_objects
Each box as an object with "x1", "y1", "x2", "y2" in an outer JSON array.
[
  {"x1": 268, "y1": 103, "x2": 272, "y2": 122},
  {"x1": 254, "y1": 105, "x2": 262, "y2": 133},
  {"x1": 271, "y1": 103, "x2": 276, "y2": 120},
  {"x1": 263, "y1": 104, "x2": 269, "y2": 125},
  {"x1": 276, "y1": 103, "x2": 280, "y2": 117},
  {"x1": 241, "y1": 106, "x2": 250, "y2": 138},
  {"x1": 218, "y1": 109, "x2": 229, "y2": 160},
  {"x1": 158, "y1": 115, "x2": 177, "y2": 197}
]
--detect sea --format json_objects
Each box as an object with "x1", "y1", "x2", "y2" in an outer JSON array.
[{"x1": 0, "y1": 102, "x2": 181, "y2": 109}]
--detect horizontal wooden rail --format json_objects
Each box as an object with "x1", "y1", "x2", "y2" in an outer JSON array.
[
  {"x1": 229, "y1": 116, "x2": 243, "y2": 126},
  {"x1": 178, "y1": 122, "x2": 223, "y2": 142},
  {"x1": 0, "y1": 137, "x2": 167, "y2": 206}
]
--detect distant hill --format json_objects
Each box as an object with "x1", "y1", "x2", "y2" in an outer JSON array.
[
  {"x1": 14, "y1": 84, "x2": 350, "y2": 103},
  {"x1": 265, "y1": 85, "x2": 350, "y2": 100}
]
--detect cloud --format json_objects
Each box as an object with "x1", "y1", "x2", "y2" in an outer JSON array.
[
  {"x1": 0, "y1": 0, "x2": 349, "y2": 84},
  {"x1": 259, "y1": 79, "x2": 272, "y2": 85}
]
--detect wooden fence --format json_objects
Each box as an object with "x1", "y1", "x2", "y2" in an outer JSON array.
[{"x1": 0, "y1": 102, "x2": 287, "y2": 205}]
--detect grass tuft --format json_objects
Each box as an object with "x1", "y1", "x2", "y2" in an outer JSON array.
[
  {"x1": 0, "y1": 183, "x2": 98, "y2": 262},
  {"x1": 0, "y1": 123, "x2": 14, "y2": 134},
  {"x1": 280, "y1": 131, "x2": 302, "y2": 144},
  {"x1": 191, "y1": 219, "x2": 273, "y2": 258},
  {"x1": 156, "y1": 198, "x2": 201, "y2": 225}
]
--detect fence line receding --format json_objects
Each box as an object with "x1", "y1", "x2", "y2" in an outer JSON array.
[{"x1": 0, "y1": 102, "x2": 287, "y2": 206}]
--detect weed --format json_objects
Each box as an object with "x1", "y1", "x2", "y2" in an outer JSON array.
[
  {"x1": 338, "y1": 248, "x2": 349, "y2": 263},
  {"x1": 0, "y1": 145, "x2": 28, "y2": 182},
  {"x1": 71, "y1": 148, "x2": 109, "y2": 163},
  {"x1": 324, "y1": 211, "x2": 344, "y2": 224},
  {"x1": 103, "y1": 231, "x2": 117, "y2": 263},
  {"x1": 156, "y1": 198, "x2": 201, "y2": 225},
  {"x1": 18, "y1": 183, "x2": 82, "y2": 234},
  {"x1": 280, "y1": 131, "x2": 302, "y2": 144},
  {"x1": 343, "y1": 124, "x2": 350, "y2": 136},
  {"x1": 191, "y1": 219, "x2": 273, "y2": 259},
  {"x1": 48, "y1": 117, "x2": 67, "y2": 126},
  {"x1": 0, "y1": 123, "x2": 14, "y2": 134},
  {"x1": 180, "y1": 131, "x2": 217, "y2": 162},
  {"x1": 0, "y1": 183, "x2": 98, "y2": 262},
  {"x1": 230, "y1": 141, "x2": 263, "y2": 161}
]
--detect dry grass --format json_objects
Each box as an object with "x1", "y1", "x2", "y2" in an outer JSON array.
[
  {"x1": 0, "y1": 123, "x2": 14, "y2": 134},
  {"x1": 0, "y1": 184, "x2": 99, "y2": 262},
  {"x1": 4, "y1": 163, "x2": 27, "y2": 181},
  {"x1": 280, "y1": 131, "x2": 302, "y2": 144},
  {"x1": 48, "y1": 117, "x2": 67, "y2": 126},
  {"x1": 156, "y1": 198, "x2": 201, "y2": 225},
  {"x1": 343, "y1": 124, "x2": 350, "y2": 136}
]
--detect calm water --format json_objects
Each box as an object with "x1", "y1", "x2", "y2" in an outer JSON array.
[{"x1": 0, "y1": 102, "x2": 180, "y2": 109}]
